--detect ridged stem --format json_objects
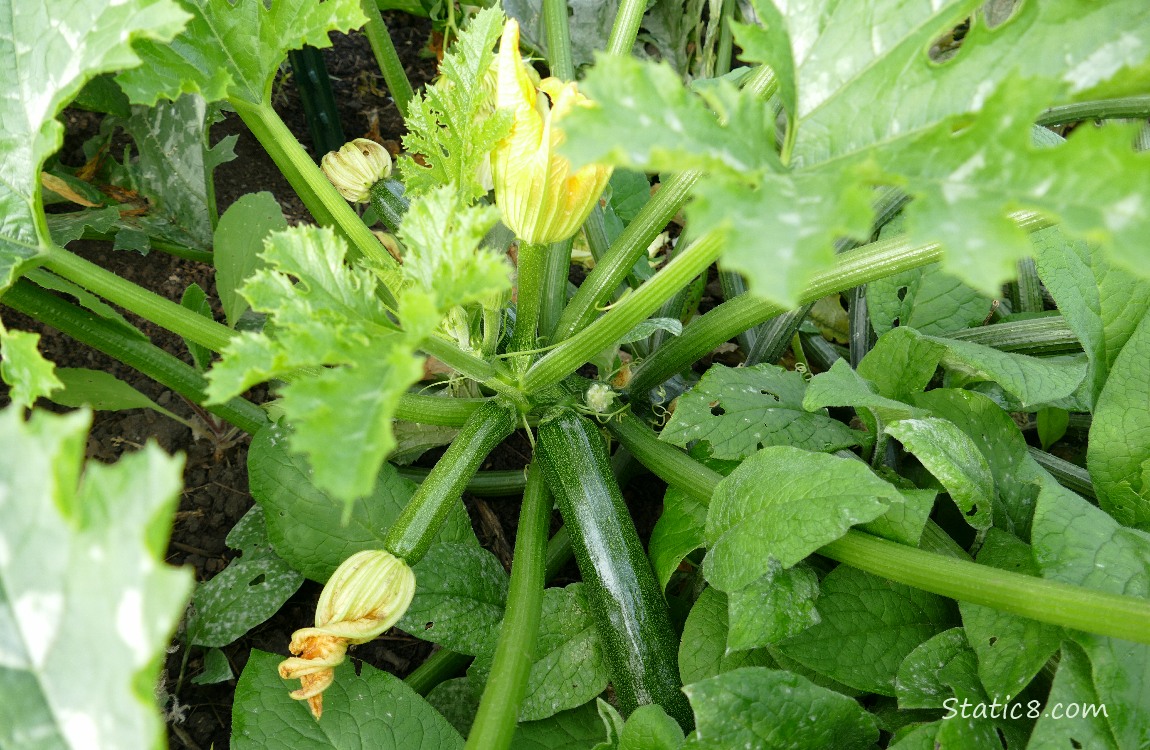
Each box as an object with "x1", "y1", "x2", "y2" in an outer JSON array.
[
  {"x1": 524, "y1": 230, "x2": 724, "y2": 393},
  {"x1": 627, "y1": 211, "x2": 1051, "y2": 398},
  {"x1": 542, "y1": 0, "x2": 574, "y2": 80},
  {"x1": 41, "y1": 245, "x2": 235, "y2": 354},
  {"x1": 2, "y1": 279, "x2": 268, "y2": 435},
  {"x1": 613, "y1": 408, "x2": 1150, "y2": 645},
  {"x1": 1036, "y1": 96, "x2": 1150, "y2": 126},
  {"x1": 605, "y1": 0, "x2": 646, "y2": 57},
  {"x1": 512, "y1": 242, "x2": 550, "y2": 354},
  {"x1": 230, "y1": 99, "x2": 399, "y2": 304},
  {"x1": 359, "y1": 0, "x2": 415, "y2": 114}
]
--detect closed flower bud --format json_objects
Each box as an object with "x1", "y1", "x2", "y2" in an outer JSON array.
[
  {"x1": 491, "y1": 19, "x2": 612, "y2": 245},
  {"x1": 279, "y1": 550, "x2": 415, "y2": 719},
  {"x1": 322, "y1": 138, "x2": 393, "y2": 203}
]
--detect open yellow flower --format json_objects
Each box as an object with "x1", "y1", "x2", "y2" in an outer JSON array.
[
  {"x1": 278, "y1": 550, "x2": 415, "y2": 719},
  {"x1": 491, "y1": 19, "x2": 612, "y2": 245}
]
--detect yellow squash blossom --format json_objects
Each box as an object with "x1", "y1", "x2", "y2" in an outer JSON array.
[
  {"x1": 321, "y1": 138, "x2": 393, "y2": 203},
  {"x1": 278, "y1": 550, "x2": 415, "y2": 719},
  {"x1": 491, "y1": 19, "x2": 612, "y2": 245}
]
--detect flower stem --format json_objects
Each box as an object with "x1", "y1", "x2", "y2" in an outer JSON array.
[
  {"x1": 610, "y1": 409, "x2": 1150, "y2": 645},
  {"x1": 626, "y1": 211, "x2": 1052, "y2": 398},
  {"x1": 542, "y1": 0, "x2": 574, "y2": 81},
  {"x1": 229, "y1": 99, "x2": 399, "y2": 304},
  {"x1": 465, "y1": 463, "x2": 551, "y2": 750},
  {"x1": 359, "y1": 0, "x2": 415, "y2": 115},
  {"x1": 524, "y1": 229, "x2": 724, "y2": 394},
  {"x1": 512, "y1": 242, "x2": 550, "y2": 354},
  {"x1": 605, "y1": 0, "x2": 647, "y2": 57}
]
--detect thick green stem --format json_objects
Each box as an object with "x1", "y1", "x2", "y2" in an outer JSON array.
[
  {"x1": 465, "y1": 463, "x2": 551, "y2": 750},
  {"x1": 554, "y1": 172, "x2": 699, "y2": 342},
  {"x1": 360, "y1": 0, "x2": 415, "y2": 115},
  {"x1": 612, "y1": 411, "x2": 1150, "y2": 645},
  {"x1": 398, "y1": 467, "x2": 528, "y2": 497},
  {"x1": 542, "y1": 0, "x2": 574, "y2": 81},
  {"x1": 394, "y1": 393, "x2": 489, "y2": 426},
  {"x1": 627, "y1": 211, "x2": 1051, "y2": 398},
  {"x1": 1013, "y1": 257, "x2": 1044, "y2": 313},
  {"x1": 1037, "y1": 95, "x2": 1150, "y2": 126},
  {"x1": 821, "y1": 532, "x2": 1150, "y2": 644},
  {"x1": 525, "y1": 230, "x2": 724, "y2": 393},
  {"x1": 230, "y1": 99, "x2": 399, "y2": 303},
  {"x1": 512, "y1": 242, "x2": 549, "y2": 354},
  {"x1": 404, "y1": 649, "x2": 472, "y2": 695},
  {"x1": 942, "y1": 315, "x2": 1079, "y2": 354},
  {"x1": 41, "y1": 245, "x2": 235, "y2": 354},
  {"x1": 2, "y1": 279, "x2": 268, "y2": 435},
  {"x1": 80, "y1": 232, "x2": 215, "y2": 264},
  {"x1": 714, "y1": 0, "x2": 736, "y2": 76},
  {"x1": 418, "y1": 336, "x2": 524, "y2": 408},
  {"x1": 605, "y1": 0, "x2": 646, "y2": 56},
  {"x1": 539, "y1": 238, "x2": 572, "y2": 344}
]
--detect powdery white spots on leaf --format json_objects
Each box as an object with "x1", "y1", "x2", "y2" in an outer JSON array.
[
  {"x1": 1105, "y1": 194, "x2": 1143, "y2": 232},
  {"x1": 116, "y1": 588, "x2": 148, "y2": 666},
  {"x1": 60, "y1": 710, "x2": 101, "y2": 750},
  {"x1": 1063, "y1": 33, "x2": 1146, "y2": 91},
  {"x1": 14, "y1": 591, "x2": 63, "y2": 668}
]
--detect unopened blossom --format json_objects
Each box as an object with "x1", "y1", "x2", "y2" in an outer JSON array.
[
  {"x1": 278, "y1": 550, "x2": 415, "y2": 719},
  {"x1": 491, "y1": 19, "x2": 612, "y2": 245},
  {"x1": 322, "y1": 138, "x2": 393, "y2": 203}
]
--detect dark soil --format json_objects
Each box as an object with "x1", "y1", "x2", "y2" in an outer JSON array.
[{"x1": 2, "y1": 13, "x2": 673, "y2": 750}]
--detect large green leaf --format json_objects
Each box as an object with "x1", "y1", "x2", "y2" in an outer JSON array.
[
  {"x1": 185, "y1": 506, "x2": 304, "y2": 648},
  {"x1": 399, "y1": 7, "x2": 511, "y2": 202},
  {"x1": 957, "y1": 530, "x2": 1063, "y2": 701},
  {"x1": 117, "y1": 94, "x2": 235, "y2": 249},
  {"x1": 885, "y1": 417, "x2": 995, "y2": 531},
  {"x1": 563, "y1": 0, "x2": 1150, "y2": 307},
  {"x1": 0, "y1": 329, "x2": 61, "y2": 408},
  {"x1": 684, "y1": 667, "x2": 879, "y2": 749},
  {"x1": 247, "y1": 422, "x2": 474, "y2": 582},
  {"x1": 206, "y1": 225, "x2": 422, "y2": 502},
  {"x1": 214, "y1": 191, "x2": 287, "y2": 327},
  {"x1": 397, "y1": 543, "x2": 509, "y2": 657},
  {"x1": 677, "y1": 587, "x2": 774, "y2": 686},
  {"x1": 725, "y1": 562, "x2": 821, "y2": 651},
  {"x1": 0, "y1": 0, "x2": 188, "y2": 290},
  {"x1": 660, "y1": 363, "x2": 864, "y2": 460},
  {"x1": 1031, "y1": 479, "x2": 1150, "y2": 749},
  {"x1": 649, "y1": 484, "x2": 707, "y2": 591},
  {"x1": 1027, "y1": 641, "x2": 1119, "y2": 750},
  {"x1": 704, "y1": 446, "x2": 908, "y2": 592},
  {"x1": 1087, "y1": 311, "x2": 1150, "y2": 528},
  {"x1": 232, "y1": 650, "x2": 464, "y2": 749},
  {"x1": 913, "y1": 389, "x2": 1051, "y2": 536},
  {"x1": 470, "y1": 583, "x2": 608, "y2": 721},
  {"x1": 0, "y1": 407, "x2": 192, "y2": 749},
  {"x1": 118, "y1": 0, "x2": 366, "y2": 106},
  {"x1": 775, "y1": 566, "x2": 956, "y2": 696},
  {"x1": 1033, "y1": 227, "x2": 1150, "y2": 408}
]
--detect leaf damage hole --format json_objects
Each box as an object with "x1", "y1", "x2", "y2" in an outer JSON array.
[
  {"x1": 709, "y1": 401, "x2": 725, "y2": 417},
  {"x1": 424, "y1": 621, "x2": 434, "y2": 630},
  {"x1": 988, "y1": 636, "x2": 997, "y2": 646},
  {"x1": 965, "y1": 505, "x2": 979, "y2": 517},
  {"x1": 248, "y1": 574, "x2": 266, "y2": 586}
]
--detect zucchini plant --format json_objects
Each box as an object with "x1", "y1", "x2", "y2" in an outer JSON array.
[{"x1": 1, "y1": 0, "x2": 1150, "y2": 748}]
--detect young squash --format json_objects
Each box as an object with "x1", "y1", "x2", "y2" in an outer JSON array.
[
  {"x1": 384, "y1": 398, "x2": 517, "y2": 563},
  {"x1": 536, "y1": 407, "x2": 693, "y2": 730}
]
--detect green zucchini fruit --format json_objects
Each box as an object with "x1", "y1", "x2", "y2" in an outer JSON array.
[
  {"x1": 384, "y1": 398, "x2": 517, "y2": 563},
  {"x1": 536, "y1": 407, "x2": 693, "y2": 730}
]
